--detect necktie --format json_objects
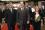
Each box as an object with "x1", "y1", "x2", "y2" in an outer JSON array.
[{"x1": 10, "y1": 8, "x2": 12, "y2": 13}]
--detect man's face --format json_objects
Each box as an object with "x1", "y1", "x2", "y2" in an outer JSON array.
[
  {"x1": 2, "y1": 5, "x2": 5, "y2": 10},
  {"x1": 25, "y1": 3, "x2": 28, "y2": 7},
  {"x1": 6, "y1": 4, "x2": 9, "y2": 8},
  {"x1": 9, "y1": 3, "x2": 13, "y2": 8},
  {"x1": 20, "y1": 4, "x2": 24, "y2": 8},
  {"x1": 42, "y1": 5, "x2": 44, "y2": 9},
  {"x1": 17, "y1": 4, "x2": 20, "y2": 8},
  {"x1": 20, "y1": 2, "x2": 24, "y2": 8}
]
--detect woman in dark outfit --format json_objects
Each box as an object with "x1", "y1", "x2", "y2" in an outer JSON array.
[{"x1": 32, "y1": 5, "x2": 41, "y2": 30}]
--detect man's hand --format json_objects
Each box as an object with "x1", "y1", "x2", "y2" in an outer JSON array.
[{"x1": 27, "y1": 20, "x2": 29, "y2": 24}]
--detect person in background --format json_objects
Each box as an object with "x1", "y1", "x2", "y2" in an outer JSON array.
[
  {"x1": 0, "y1": 4, "x2": 3, "y2": 24},
  {"x1": 41, "y1": 5, "x2": 45, "y2": 25},
  {"x1": 0, "y1": 4, "x2": 3, "y2": 30}
]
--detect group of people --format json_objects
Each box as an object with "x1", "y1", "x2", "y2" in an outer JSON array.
[{"x1": 0, "y1": 2, "x2": 45, "y2": 30}]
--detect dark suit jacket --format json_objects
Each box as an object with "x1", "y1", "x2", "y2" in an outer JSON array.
[
  {"x1": 40, "y1": 9, "x2": 45, "y2": 17},
  {"x1": 17, "y1": 8, "x2": 29, "y2": 25},
  {"x1": 17, "y1": 8, "x2": 24, "y2": 24},
  {"x1": 3, "y1": 8, "x2": 17, "y2": 24},
  {"x1": 0, "y1": 9, "x2": 2, "y2": 23}
]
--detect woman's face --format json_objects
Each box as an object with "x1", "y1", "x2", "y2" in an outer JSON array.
[{"x1": 35, "y1": 6, "x2": 39, "y2": 12}]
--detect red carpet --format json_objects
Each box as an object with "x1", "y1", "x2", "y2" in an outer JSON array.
[
  {"x1": 15, "y1": 23, "x2": 19, "y2": 30},
  {"x1": 30, "y1": 24, "x2": 34, "y2": 30},
  {"x1": 1, "y1": 23, "x2": 19, "y2": 30},
  {"x1": 1, "y1": 23, "x2": 8, "y2": 30},
  {"x1": 1, "y1": 23, "x2": 34, "y2": 30}
]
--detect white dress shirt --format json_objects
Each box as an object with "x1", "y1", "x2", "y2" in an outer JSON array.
[{"x1": 31, "y1": 8, "x2": 35, "y2": 12}]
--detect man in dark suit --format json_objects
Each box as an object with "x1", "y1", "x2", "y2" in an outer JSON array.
[
  {"x1": 3, "y1": 7, "x2": 17, "y2": 30},
  {"x1": 17, "y1": 8, "x2": 23, "y2": 30},
  {"x1": 40, "y1": 5, "x2": 45, "y2": 25},
  {"x1": 17, "y1": 7, "x2": 27, "y2": 30},
  {"x1": 0, "y1": 8, "x2": 2, "y2": 30},
  {"x1": 28, "y1": 5, "x2": 35, "y2": 30},
  {"x1": 17, "y1": 6, "x2": 30, "y2": 30},
  {"x1": 24, "y1": 7, "x2": 30, "y2": 30},
  {"x1": 25, "y1": 6, "x2": 33, "y2": 30}
]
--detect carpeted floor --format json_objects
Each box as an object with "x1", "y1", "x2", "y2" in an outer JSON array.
[{"x1": 41, "y1": 24, "x2": 45, "y2": 30}]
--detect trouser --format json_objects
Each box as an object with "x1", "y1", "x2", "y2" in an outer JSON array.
[
  {"x1": 42, "y1": 17, "x2": 44, "y2": 24},
  {"x1": 19, "y1": 24, "x2": 22, "y2": 30},
  {"x1": 32, "y1": 21, "x2": 41, "y2": 30},
  {"x1": 22, "y1": 23, "x2": 27, "y2": 30},
  {"x1": 18, "y1": 21, "x2": 23, "y2": 30},
  {"x1": 43, "y1": 17, "x2": 45, "y2": 24},
  {"x1": 41, "y1": 17, "x2": 45, "y2": 25},
  {"x1": 7, "y1": 23, "x2": 15, "y2": 30},
  {"x1": 26, "y1": 24, "x2": 30, "y2": 30},
  {"x1": 20, "y1": 24, "x2": 22, "y2": 30}
]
